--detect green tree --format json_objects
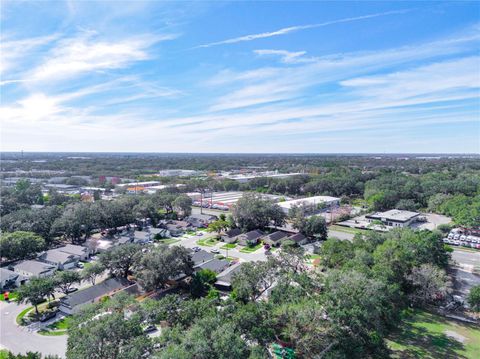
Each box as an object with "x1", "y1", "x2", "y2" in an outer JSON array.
[
  {"x1": 99, "y1": 243, "x2": 142, "y2": 278},
  {"x1": 134, "y1": 245, "x2": 193, "y2": 291},
  {"x1": 231, "y1": 259, "x2": 277, "y2": 302},
  {"x1": 67, "y1": 311, "x2": 151, "y2": 359},
  {"x1": 173, "y1": 194, "x2": 192, "y2": 217},
  {"x1": 467, "y1": 285, "x2": 480, "y2": 312},
  {"x1": 81, "y1": 262, "x2": 105, "y2": 285},
  {"x1": 17, "y1": 277, "x2": 56, "y2": 315},
  {"x1": 190, "y1": 269, "x2": 217, "y2": 298},
  {"x1": 303, "y1": 215, "x2": 328, "y2": 240},
  {"x1": 0, "y1": 231, "x2": 45, "y2": 261},
  {"x1": 232, "y1": 193, "x2": 285, "y2": 231},
  {"x1": 406, "y1": 264, "x2": 450, "y2": 307},
  {"x1": 54, "y1": 271, "x2": 81, "y2": 295}
]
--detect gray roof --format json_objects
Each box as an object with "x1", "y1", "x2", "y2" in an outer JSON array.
[
  {"x1": 186, "y1": 214, "x2": 216, "y2": 222},
  {"x1": 0, "y1": 268, "x2": 19, "y2": 282},
  {"x1": 191, "y1": 250, "x2": 215, "y2": 265},
  {"x1": 61, "y1": 278, "x2": 131, "y2": 308},
  {"x1": 288, "y1": 233, "x2": 307, "y2": 243},
  {"x1": 215, "y1": 263, "x2": 243, "y2": 286},
  {"x1": 13, "y1": 260, "x2": 56, "y2": 275},
  {"x1": 58, "y1": 244, "x2": 88, "y2": 256},
  {"x1": 38, "y1": 249, "x2": 79, "y2": 264},
  {"x1": 118, "y1": 236, "x2": 133, "y2": 245},
  {"x1": 242, "y1": 230, "x2": 264, "y2": 241},
  {"x1": 196, "y1": 259, "x2": 229, "y2": 273},
  {"x1": 366, "y1": 209, "x2": 420, "y2": 223},
  {"x1": 264, "y1": 231, "x2": 289, "y2": 242},
  {"x1": 224, "y1": 228, "x2": 241, "y2": 238}
]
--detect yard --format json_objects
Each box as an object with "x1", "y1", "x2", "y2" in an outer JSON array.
[
  {"x1": 220, "y1": 243, "x2": 237, "y2": 249},
  {"x1": 387, "y1": 309, "x2": 480, "y2": 359},
  {"x1": 38, "y1": 316, "x2": 73, "y2": 336},
  {"x1": 196, "y1": 237, "x2": 219, "y2": 247},
  {"x1": 239, "y1": 242, "x2": 263, "y2": 253}
]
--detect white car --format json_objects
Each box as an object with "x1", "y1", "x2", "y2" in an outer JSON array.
[
  {"x1": 448, "y1": 233, "x2": 454, "y2": 239},
  {"x1": 453, "y1": 240, "x2": 461, "y2": 246},
  {"x1": 454, "y1": 234, "x2": 460, "y2": 240},
  {"x1": 460, "y1": 235, "x2": 467, "y2": 241}
]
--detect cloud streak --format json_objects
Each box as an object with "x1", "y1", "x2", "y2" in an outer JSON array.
[{"x1": 195, "y1": 10, "x2": 410, "y2": 48}]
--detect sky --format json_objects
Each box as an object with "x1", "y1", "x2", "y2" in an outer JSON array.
[{"x1": 1, "y1": 0, "x2": 479, "y2": 153}]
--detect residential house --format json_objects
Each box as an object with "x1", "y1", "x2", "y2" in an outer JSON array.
[
  {"x1": 215, "y1": 263, "x2": 243, "y2": 291},
  {"x1": 58, "y1": 244, "x2": 90, "y2": 261},
  {"x1": 263, "y1": 231, "x2": 289, "y2": 247},
  {"x1": 185, "y1": 214, "x2": 217, "y2": 228},
  {"x1": 0, "y1": 268, "x2": 27, "y2": 289},
  {"x1": 221, "y1": 228, "x2": 242, "y2": 244},
  {"x1": 59, "y1": 277, "x2": 136, "y2": 314},
  {"x1": 161, "y1": 220, "x2": 193, "y2": 237},
  {"x1": 195, "y1": 258, "x2": 230, "y2": 274},
  {"x1": 132, "y1": 230, "x2": 151, "y2": 244},
  {"x1": 288, "y1": 233, "x2": 308, "y2": 246},
  {"x1": 190, "y1": 250, "x2": 215, "y2": 268},
  {"x1": 11, "y1": 260, "x2": 56, "y2": 278},
  {"x1": 37, "y1": 249, "x2": 80, "y2": 270},
  {"x1": 237, "y1": 230, "x2": 264, "y2": 246}
]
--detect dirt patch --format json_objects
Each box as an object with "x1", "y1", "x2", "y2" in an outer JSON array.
[{"x1": 444, "y1": 330, "x2": 467, "y2": 343}]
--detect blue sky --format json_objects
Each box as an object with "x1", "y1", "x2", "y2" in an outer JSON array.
[{"x1": 1, "y1": 1, "x2": 479, "y2": 153}]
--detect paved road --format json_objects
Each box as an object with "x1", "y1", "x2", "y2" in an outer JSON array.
[
  {"x1": 327, "y1": 229, "x2": 355, "y2": 241},
  {"x1": 0, "y1": 301, "x2": 67, "y2": 357},
  {"x1": 451, "y1": 249, "x2": 480, "y2": 269}
]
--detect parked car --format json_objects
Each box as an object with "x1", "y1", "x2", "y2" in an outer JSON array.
[
  {"x1": 143, "y1": 325, "x2": 157, "y2": 333},
  {"x1": 77, "y1": 262, "x2": 84, "y2": 268},
  {"x1": 197, "y1": 233, "x2": 203, "y2": 236},
  {"x1": 264, "y1": 244, "x2": 271, "y2": 250},
  {"x1": 210, "y1": 248, "x2": 220, "y2": 254},
  {"x1": 192, "y1": 247, "x2": 201, "y2": 252},
  {"x1": 66, "y1": 287, "x2": 78, "y2": 294},
  {"x1": 40, "y1": 310, "x2": 58, "y2": 322}
]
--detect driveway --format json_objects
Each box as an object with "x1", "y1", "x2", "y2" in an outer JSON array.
[{"x1": 0, "y1": 301, "x2": 67, "y2": 357}]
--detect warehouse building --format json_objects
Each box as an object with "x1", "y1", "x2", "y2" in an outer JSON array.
[{"x1": 278, "y1": 196, "x2": 340, "y2": 214}]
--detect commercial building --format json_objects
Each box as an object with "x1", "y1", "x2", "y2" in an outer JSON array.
[
  {"x1": 224, "y1": 171, "x2": 303, "y2": 183},
  {"x1": 365, "y1": 209, "x2": 420, "y2": 228},
  {"x1": 278, "y1": 196, "x2": 340, "y2": 214}
]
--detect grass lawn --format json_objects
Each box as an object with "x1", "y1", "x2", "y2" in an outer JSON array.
[
  {"x1": 0, "y1": 349, "x2": 9, "y2": 359},
  {"x1": 239, "y1": 243, "x2": 263, "y2": 253},
  {"x1": 329, "y1": 225, "x2": 368, "y2": 235},
  {"x1": 387, "y1": 309, "x2": 480, "y2": 359},
  {"x1": 197, "y1": 238, "x2": 219, "y2": 247},
  {"x1": 48, "y1": 316, "x2": 73, "y2": 330},
  {"x1": 38, "y1": 329, "x2": 68, "y2": 336},
  {"x1": 16, "y1": 306, "x2": 34, "y2": 325},
  {"x1": 220, "y1": 243, "x2": 237, "y2": 249}
]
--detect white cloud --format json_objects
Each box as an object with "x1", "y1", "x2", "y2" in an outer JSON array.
[
  {"x1": 254, "y1": 49, "x2": 315, "y2": 64},
  {"x1": 195, "y1": 10, "x2": 410, "y2": 48},
  {"x1": 27, "y1": 33, "x2": 176, "y2": 82}
]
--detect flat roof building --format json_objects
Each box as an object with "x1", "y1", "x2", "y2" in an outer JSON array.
[
  {"x1": 278, "y1": 196, "x2": 340, "y2": 214},
  {"x1": 366, "y1": 209, "x2": 420, "y2": 228}
]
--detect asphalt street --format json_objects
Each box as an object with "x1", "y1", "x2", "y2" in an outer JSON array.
[{"x1": 0, "y1": 301, "x2": 67, "y2": 357}]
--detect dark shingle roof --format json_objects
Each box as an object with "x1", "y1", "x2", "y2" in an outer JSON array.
[
  {"x1": 196, "y1": 259, "x2": 229, "y2": 273},
  {"x1": 0, "y1": 268, "x2": 18, "y2": 282},
  {"x1": 243, "y1": 230, "x2": 264, "y2": 241},
  {"x1": 215, "y1": 263, "x2": 243, "y2": 286},
  {"x1": 61, "y1": 278, "x2": 130, "y2": 308},
  {"x1": 191, "y1": 250, "x2": 215, "y2": 265},
  {"x1": 265, "y1": 231, "x2": 289, "y2": 242},
  {"x1": 224, "y1": 228, "x2": 241, "y2": 238},
  {"x1": 288, "y1": 233, "x2": 307, "y2": 243}
]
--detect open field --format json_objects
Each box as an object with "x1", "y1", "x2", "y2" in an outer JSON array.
[{"x1": 387, "y1": 310, "x2": 480, "y2": 359}]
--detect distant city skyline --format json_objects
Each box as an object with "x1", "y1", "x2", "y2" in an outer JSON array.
[{"x1": 1, "y1": 1, "x2": 479, "y2": 153}]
